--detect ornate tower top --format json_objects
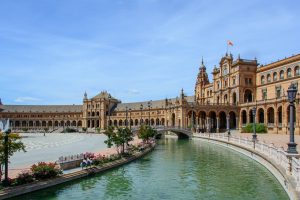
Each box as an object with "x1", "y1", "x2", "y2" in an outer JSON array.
[
  {"x1": 83, "y1": 91, "x2": 87, "y2": 100},
  {"x1": 181, "y1": 88, "x2": 185, "y2": 99}
]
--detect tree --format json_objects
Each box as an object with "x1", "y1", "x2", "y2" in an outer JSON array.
[
  {"x1": 138, "y1": 125, "x2": 156, "y2": 143},
  {"x1": 0, "y1": 133, "x2": 26, "y2": 181},
  {"x1": 104, "y1": 126, "x2": 134, "y2": 155}
]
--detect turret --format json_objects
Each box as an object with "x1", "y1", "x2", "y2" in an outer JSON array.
[
  {"x1": 195, "y1": 57, "x2": 210, "y2": 104},
  {"x1": 83, "y1": 91, "x2": 88, "y2": 101}
]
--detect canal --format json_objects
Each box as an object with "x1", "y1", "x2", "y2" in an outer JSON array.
[{"x1": 11, "y1": 137, "x2": 289, "y2": 200}]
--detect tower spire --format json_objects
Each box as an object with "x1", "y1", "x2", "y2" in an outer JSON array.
[{"x1": 0, "y1": 98, "x2": 2, "y2": 105}]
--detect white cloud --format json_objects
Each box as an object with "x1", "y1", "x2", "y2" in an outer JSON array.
[{"x1": 14, "y1": 97, "x2": 41, "y2": 103}]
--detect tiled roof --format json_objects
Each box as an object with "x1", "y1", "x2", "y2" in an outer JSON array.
[
  {"x1": 0, "y1": 105, "x2": 82, "y2": 113},
  {"x1": 114, "y1": 96, "x2": 195, "y2": 111}
]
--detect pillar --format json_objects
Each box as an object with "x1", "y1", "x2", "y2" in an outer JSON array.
[{"x1": 216, "y1": 117, "x2": 220, "y2": 133}]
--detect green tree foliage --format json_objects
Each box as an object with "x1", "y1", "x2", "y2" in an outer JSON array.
[
  {"x1": 0, "y1": 133, "x2": 26, "y2": 181},
  {"x1": 138, "y1": 125, "x2": 157, "y2": 143},
  {"x1": 104, "y1": 126, "x2": 134, "y2": 155},
  {"x1": 241, "y1": 123, "x2": 267, "y2": 133}
]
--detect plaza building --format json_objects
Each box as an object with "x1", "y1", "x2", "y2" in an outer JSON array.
[{"x1": 0, "y1": 53, "x2": 299, "y2": 134}]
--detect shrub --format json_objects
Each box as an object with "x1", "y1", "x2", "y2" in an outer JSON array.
[
  {"x1": 22, "y1": 128, "x2": 28, "y2": 132},
  {"x1": 63, "y1": 127, "x2": 77, "y2": 133},
  {"x1": 82, "y1": 127, "x2": 87, "y2": 132},
  {"x1": 14, "y1": 171, "x2": 34, "y2": 186},
  {"x1": 242, "y1": 123, "x2": 267, "y2": 133},
  {"x1": 31, "y1": 162, "x2": 62, "y2": 180}
]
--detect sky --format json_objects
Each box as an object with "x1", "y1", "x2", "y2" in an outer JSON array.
[{"x1": 0, "y1": 0, "x2": 299, "y2": 105}]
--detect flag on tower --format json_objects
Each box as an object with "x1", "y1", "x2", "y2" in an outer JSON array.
[{"x1": 227, "y1": 40, "x2": 234, "y2": 46}]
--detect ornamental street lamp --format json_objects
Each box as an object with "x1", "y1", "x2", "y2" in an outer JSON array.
[
  {"x1": 287, "y1": 84, "x2": 298, "y2": 154},
  {"x1": 140, "y1": 104, "x2": 143, "y2": 125},
  {"x1": 129, "y1": 108, "x2": 132, "y2": 130},
  {"x1": 252, "y1": 107, "x2": 257, "y2": 142},
  {"x1": 3, "y1": 127, "x2": 11, "y2": 186},
  {"x1": 148, "y1": 101, "x2": 151, "y2": 126},
  {"x1": 227, "y1": 114, "x2": 230, "y2": 136},
  {"x1": 125, "y1": 106, "x2": 128, "y2": 128}
]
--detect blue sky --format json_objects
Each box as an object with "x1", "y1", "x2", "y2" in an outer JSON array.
[{"x1": 0, "y1": 0, "x2": 299, "y2": 105}]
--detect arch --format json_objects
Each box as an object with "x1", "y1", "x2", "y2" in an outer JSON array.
[
  {"x1": 48, "y1": 121, "x2": 53, "y2": 127},
  {"x1": 66, "y1": 121, "x2": 71, "y2": 126},
  {"x1": 36, "y1": 121, "x2": 40, "y2": 127},
  {"x1": 87, "y1": 120, "x2": 90, "y2": 128},
  {"x1": 145, "y1": 119, "x2": 149, "y2": 125},
  {"x1": 22, "y1": 121, "x2": 27, "y2": 127},
  {"x1": 267, "y1": 74, "x2": 271, "y2": 82},
  {"x1": 241, "y1": 110, "x2": 247, "y2": 125},
  {"x1": 118, "y1": 120, "x2": 123, "y2": 126},
  {"x1": 113, "y1": 120, "x2": 118, "y2": 126},
  {"x1": 229, "y1": 111, "x2": 237, "y2": 129},
  {"x1": 273, "y1": 72, "x2": 277, "y2": 81},
  {"x1": 92, "y1": 112, "x2": 95, "y2": 117},
  {"x1": 54, "y1": 121, "x2": 59, "y2": 127},
  {"x1": 42, "y1": 121, "x2": 47, "y2": 127},
  {"x1": 134, "y1": 119, "x2": 139, "y2": 126},
  {"x1": 187, "y1": 110, "x2": 196, "y2": 127},
  {"x1": 171, "y1": 113, "x2": 176, "y2": 127},
  {"x1": 209, "y1": 111, "x2": 217, "y2": 132},
  {"x1": 224, "y1": 94, "x2": 228, "y2": 103},
  {"x1": 277, "y1": 106, "x2": 282, "y2": 125},
  {"x1": 78, "y1": 120, "x2": 82, "y2": 127},
  {"x1": 96, "y1": 112, "x2": 100, "y2": 116},
  {"x1": 217, "y1": 96, "x2": 220, "y2": 104},
  {"x1": 108, "y1": 120, "x2": 112, "y2": 126},
  {"x1": 72, "y1": 120, "x2": 76, "y2": 126},
  {"x1": 140, "y1": 119, "x2": 144, "y2": 125},
  {"x1": 156, "y1": 118, "x2": 160, "y2": 126},
  {"x1": 295, "y1": 66, "x2": 300, "y2": 76},
  {"x1": 60, "y1": 121, "x2": 64, "y2": 127},
  {"x1": 29, "y1": 121, "x2": 33, "y2": 127},
  {"x1": 198, "y1": 111, "x2": 206, "y2": 131},
  {"x1": 267, "y1": 107, "x2": 275, "y2": 124},
  {"x1": 151, "y1": 118, "x2": 155, "y2": 126},
  {"x1": 280, "y1": 70, "x2": 284, "y2": 79},
  {"x1": 287, "y1": 68, "x2": 292, "y2": 78},
  {"x1": 161, "y1": 118, "x2": 165, "y2": 126},
  {"x1": 232, "y1": 92, "x2": 237, "y2": 104},
  {"x1": 15, "y1": 121, "x2": 20, "y2": 127},
  {"x1": 261, "y1": 75, "x2": 265, "y2": 84},
  {"x1": 219, "y1": 111, "x2": 227, "y2": 130},
  {"x1": 249, "y1": 109, "x2": 254, "y2": 123},
  {"x1": 130, "y1": 119, "x2": 134, "y2": 126},
  {"x1": 244, "y1": 89, "x2": 253, "y2": 103},
  {"x1": 258, "y1": 108, "x2": 265, "y2": 123}
]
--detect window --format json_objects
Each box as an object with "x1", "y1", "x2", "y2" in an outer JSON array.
[
  {"x1": 217, "y1": 81, "x2": 220, "y2": 89},
  {"x1": 261, "y1": 75, "x2": 265, "y2": 84},
  {"x1": 267, "y1": 74, "x2": 271, "y2": 82},
  {"x1": 262, "y1": 89, "x2": 267, "y2": 100},
  {"x1": 275, "y1": 86, "x2": 281, "y2": 98},
  {"x1": 279, "y1": 70, "x2": 284, "y2": 79},
  {"x1": 295, "y1": 66, "x2": 300, "y2": 76},
  {"x1": 287, "y1": 68, "x2": 292, "y2": 78},
  {"x1": 233, "y1": 78, "x2": 236, "y2": 85},
  {"x1": 273, "y1": 72, "x2": 277, "y2": 81}
]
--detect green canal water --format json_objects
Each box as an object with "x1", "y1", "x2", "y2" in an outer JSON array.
[{"x1": 12, "y1": 137, "x2": 289, "y2": 200}]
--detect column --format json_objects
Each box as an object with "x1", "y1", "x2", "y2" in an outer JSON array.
[
  {"x1": 236, "y1": 117, "x2": 239, "y2": 130},
  {"x1": 206, "y1": 117, "x2": 210, "y2": 133},
  {"x1": 216, "y1": 117, "x2": 220, "y2": 133}
]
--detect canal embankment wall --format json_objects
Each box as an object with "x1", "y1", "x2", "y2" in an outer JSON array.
[
  {"x1": 193, "y1": 135, "x2": 300, "y2": 200},
  {"x1": 0, "y1": 144, "x2": 155, "y2": 200}
]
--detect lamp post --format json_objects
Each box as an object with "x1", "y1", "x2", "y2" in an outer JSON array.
[
  {"x1": 287, "y1": 84, "x2": 298, "y2": 154},
  {"x1": 129, "y1": 108, "x2": 132, "y2": 130},
  {"x1": 108, "y1": 98, "x2": 111, "y2": 127},
  {"x1": 125, "y1": 106, "x2": 128, "y2": 128},
  {"x1": 227, "y1": 114, "x2": 230, "y2": 136},
  {"x1": 148, "y1": 101, "x2": 151, "y2": 126},
  {"x1": 252, "y1": 107, "x2": 257, "y2": 142},
  {"x1": 140, "y1": 104, "x2": 143, "y2": 126},
  {"x1": 2, "y1": 121, "x2": 11, "y2": 186}
]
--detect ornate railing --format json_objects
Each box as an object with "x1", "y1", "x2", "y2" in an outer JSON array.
[{"x1": 194, "y1": 132, "x2": 300, "y2": 191}]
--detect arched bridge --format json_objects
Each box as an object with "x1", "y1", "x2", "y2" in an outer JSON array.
[{"x1": 153, "y1": 126, "x2": 192, "y2": 139}]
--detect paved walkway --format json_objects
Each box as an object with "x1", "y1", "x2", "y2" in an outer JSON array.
[{"x1": 231, "y1": 132, "x2": 300, "y2": 151}]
